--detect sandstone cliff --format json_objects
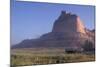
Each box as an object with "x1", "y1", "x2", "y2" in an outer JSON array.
[{"x1": 12, "y1": 11, "x2": 95, "y2": 51}]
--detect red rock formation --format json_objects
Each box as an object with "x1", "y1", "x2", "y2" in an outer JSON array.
[
  {"x1": 52, "y1": 11, "x2": 86, "y2": 34},
  {"x1": 12, "y1": 11, "x2": 95, "y2": 51}
]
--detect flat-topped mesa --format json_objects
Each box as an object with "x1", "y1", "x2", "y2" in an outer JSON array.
[{"x1": 52, "y1": 11, "x2": 86, "y2": 34}]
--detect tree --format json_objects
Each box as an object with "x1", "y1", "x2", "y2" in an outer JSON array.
[{"x1": 82, "y1": 40, "x2": 94, "y2": 51}]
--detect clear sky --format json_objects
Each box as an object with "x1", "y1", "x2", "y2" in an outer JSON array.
[{"x1": 11, "y1": 0, "x2": 95, "y2": 45}]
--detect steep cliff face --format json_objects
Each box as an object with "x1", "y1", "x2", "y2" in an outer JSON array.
[
  {"x1": 52, "y1": 11, "x2": 86, "y2": 34},
  {"x1": 12, "y1": 11, "x2": 95, "y2": 50}
]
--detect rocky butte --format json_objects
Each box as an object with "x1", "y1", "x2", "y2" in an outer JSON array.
[{"x1": 12, "y1": 11, "x2": 95, "y2": 51}]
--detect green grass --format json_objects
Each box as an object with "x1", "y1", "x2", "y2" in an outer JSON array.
[{"x1": 11, "y1": 48, "x2": 95, "y2": 66}]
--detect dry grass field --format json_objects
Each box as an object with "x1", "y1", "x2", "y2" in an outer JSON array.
[{"x1": 11, "y1": 48, "x2": 95, "y2": 66}]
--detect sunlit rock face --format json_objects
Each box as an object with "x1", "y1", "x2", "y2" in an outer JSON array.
[
  {"x1": 52, "y1": 11, "x2": 86, "y2": 34},
  {"x1": 12, "y1": 11, "x2": 95, "y2": 50}
]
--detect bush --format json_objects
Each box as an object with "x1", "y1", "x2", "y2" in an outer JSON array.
[{"x1": 82, "y1": 40, "x2": 95, "y2": 51}]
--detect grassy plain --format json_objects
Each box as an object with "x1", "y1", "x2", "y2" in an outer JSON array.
[{"x1": 11, "y1": 48, "x2": 95, "y2": 66}]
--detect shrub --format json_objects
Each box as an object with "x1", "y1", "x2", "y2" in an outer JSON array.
[{"x1": 82, "y1": 40, "x2": 95, "y2": 52}]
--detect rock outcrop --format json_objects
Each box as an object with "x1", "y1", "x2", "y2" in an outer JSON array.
[
  {"x1": 12, "y1": 11, "x2": 95, "y2": 51},
  {"x1": 52, "y1": 11, "x2": 86, "y2": 34}
]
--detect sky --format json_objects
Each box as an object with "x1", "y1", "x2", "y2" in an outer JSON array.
[{"x1": 11, "y1": 0, "x2": 95, "y2": 45}]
